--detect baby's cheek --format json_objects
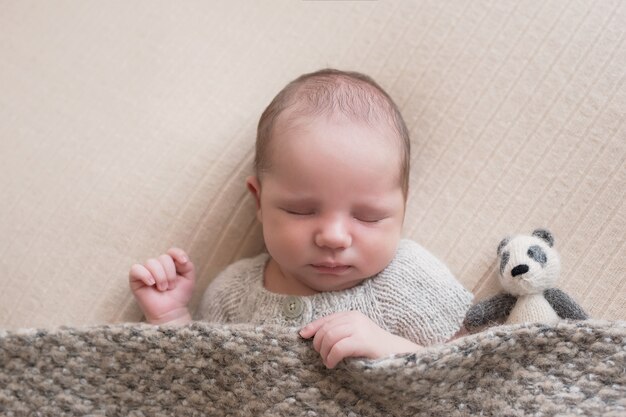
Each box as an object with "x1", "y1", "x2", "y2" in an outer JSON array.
[
  {"x1": 264, "y1": 218, "x2": 308, "y2": 253},
  {"x1": 357, "y1": 230, "x2": 400, "y2": 274}
]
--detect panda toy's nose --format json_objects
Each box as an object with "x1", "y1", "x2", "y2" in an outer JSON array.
[{"x1": 511, "y1": 264, "x2": 529, "y2": 277}]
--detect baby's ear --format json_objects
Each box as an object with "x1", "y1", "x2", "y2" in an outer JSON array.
[{"x1": 245, "y1": 175, "x2": 262, "y2": 211}]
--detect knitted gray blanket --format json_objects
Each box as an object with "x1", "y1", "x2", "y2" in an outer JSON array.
[{"x1": 1, "y1": 320, "x2": 624, "y2": 416}]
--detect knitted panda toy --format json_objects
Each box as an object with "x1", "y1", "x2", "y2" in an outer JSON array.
[{"x1": 464, "y1": 228, "x2": 588, "y2": 331}]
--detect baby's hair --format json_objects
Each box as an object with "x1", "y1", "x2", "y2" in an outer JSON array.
[{"x1": 255, "y1": 68, "x2": 411, "y2": 199}]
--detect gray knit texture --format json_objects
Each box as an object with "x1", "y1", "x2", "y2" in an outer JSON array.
[
  {"x1": 197, "y1": 239, "x2": 473, "y2": 346},
  {"x1": 1, "y1": 320, "x2": 625, "y2": 416}
]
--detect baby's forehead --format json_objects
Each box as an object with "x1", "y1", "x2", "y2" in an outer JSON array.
[
  {"x1": 274, "y1": 104, "x2": 397, "y2": 142},
  {"x1": 268, "y1": 111, "x2": 404, "y2": 181}
]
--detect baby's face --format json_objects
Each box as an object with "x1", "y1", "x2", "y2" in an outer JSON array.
[{"x1": 248, "y1": 112, "x2": 405, "y2": 295}]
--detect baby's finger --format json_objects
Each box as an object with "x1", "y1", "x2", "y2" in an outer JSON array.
[
  {"x1": 158, "y1": 254, "x2": 177, "y2": 289},
  {"x1": 129, "y1": 264, "x2": 155, "y2": 288},
  {"x1": 299, "y1": 311, "x2": 346, "y2": 339},
  {"x1": 166, "y1": 247, "x2": 195, "y2": 279},
  {"x1": 145, "y1": 258, "x2": 168, "y2": 291},
  {"x1": 317, "y1": 323, "x2": 351, "y2": 360},
  {"x1": 158, "y1": 254, "x2": 177, "y2": 280},
  {"x1": 166, "y1": 247, "x2": 189, "y2": 265},
  {"x1": 325, "y1": 338, "x2": 357, "y2": 369}
]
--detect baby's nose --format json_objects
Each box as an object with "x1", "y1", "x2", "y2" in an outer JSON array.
[{"x1": 315, "y1": 219, "x2": 352, "y2": 249}]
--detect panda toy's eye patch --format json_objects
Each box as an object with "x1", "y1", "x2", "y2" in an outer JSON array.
[
  {"x1": 527, "y1": 245, "x2": 547, "y2": 266},
  {"x1": 500, "y1": 251, "x2": 510, "y2": 275}
]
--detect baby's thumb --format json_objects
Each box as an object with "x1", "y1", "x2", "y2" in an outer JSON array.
[
  {"x1": 175, "y1": 258, "x2": 195, "y2": 281},
  {"x1": 167, "y1": 248, "x2": 195, "y2": 281}
]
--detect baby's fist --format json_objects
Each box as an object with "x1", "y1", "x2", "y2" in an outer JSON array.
[{"x1": 129, "y1": 248, "x2": 196, "y2": 324}]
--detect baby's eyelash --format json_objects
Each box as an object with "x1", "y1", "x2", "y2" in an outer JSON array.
[
  {"x1": 280, "y1": 208, "x2": 386, "y2": 222},
  {"x1": 283, "y1": 209, "x2": 314, "y2": 216},
  {"x1": 355, "y1": 217, "x2": 383, "y2": 223}
]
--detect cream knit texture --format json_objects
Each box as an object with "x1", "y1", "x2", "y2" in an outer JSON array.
[{"x1": 196, "y1": 239, "x2": 473, "y2": 346}]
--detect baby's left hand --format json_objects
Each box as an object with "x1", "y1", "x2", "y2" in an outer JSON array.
[{"x1": 299, "y1": 311, "x2": 421, "y2": 369}]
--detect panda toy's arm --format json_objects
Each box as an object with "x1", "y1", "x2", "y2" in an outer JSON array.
[
  {"x1": 543, "y1": 288, "x2": 588, "y2": 320},
  {"x1": 463, "y1": 293, "x2": 518, "y2": 331}
]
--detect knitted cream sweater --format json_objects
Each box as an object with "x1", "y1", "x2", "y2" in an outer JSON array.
[{"x1": 195, "y1": 239, "x2": 473, "y2": 346}]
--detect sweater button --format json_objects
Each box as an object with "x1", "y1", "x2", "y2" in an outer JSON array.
[{"x1": 282, "y1": 296, "x2": 304, "y2": 319}]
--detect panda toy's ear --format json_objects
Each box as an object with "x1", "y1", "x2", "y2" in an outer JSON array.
[
  {"x1": 497, "y1": 237, "x2": 510, "y2": 255},
  {"x1": 532, "y1": 228, "x2": 554, "y2": 247}
]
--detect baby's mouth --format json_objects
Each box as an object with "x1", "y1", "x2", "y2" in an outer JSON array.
[{"x1": 310, "y1": 264, "x2": 351, "y2": 274}]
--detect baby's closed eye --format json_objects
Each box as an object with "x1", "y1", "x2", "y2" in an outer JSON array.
[
  {"x1": 353, "y1": 214, "x2": 385, "y2": 223},
  {"x1": 281, "y1": 208, "x2": 315, "y2": 216},
  {"x1": 351, "y1": 209, "x2": 390, "y2": 223}
]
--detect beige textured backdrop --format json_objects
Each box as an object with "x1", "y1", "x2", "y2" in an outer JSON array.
[{"x1": 1, "y1": 0, "x2": 624, "y2": 330}]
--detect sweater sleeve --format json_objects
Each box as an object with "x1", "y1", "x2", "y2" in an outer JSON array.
[{"x1": 372, "y1": 239, "x2": 473, "y2": 346}]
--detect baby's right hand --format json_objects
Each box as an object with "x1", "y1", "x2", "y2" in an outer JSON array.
[{"x1": 129, "y1": 248, "x2": 196, "y2": 325}]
